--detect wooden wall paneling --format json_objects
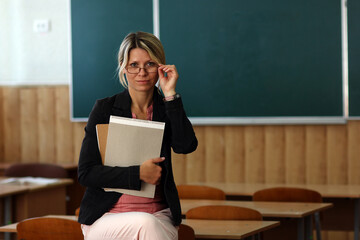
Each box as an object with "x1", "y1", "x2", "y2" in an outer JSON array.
[
  {"x1": 185, "y1": 126, "x2": 206, "y2": 183},
  {"x1": 348, "y1": 120, "x2": 360, "y2": 184},
  {"x1": 284, "y1": 125, "x2": 306, "y2": 184},
  {"x1": 326, "y1": 125, "x2": 348, "y2": 184},
  {"x1": 38, "y1": 87, "x2": 56, "y2": 163},
  {"x1": 244, "y1": 126, "x2": 265, "y2": 183},
  {"x1": 0, "y1": 88, "x2": 4, "y2": 161},
  {"x1": 324, "y1": 231, "x2": 351, "y2": 240},
  {"x1": 204, "y1": 126, "x2": 225, "y2": 182},
  {"x1": 305, "y1": 126, "x2": 327, "y2": 184},
  {"x1": 224, "y1": 126, "x2": 245, "y2": 183},
  {"x1": 55, "y1": 86, "x2": 73, "y2": 164},
  {"x1": 3, "y1": 87, "x2": 21, "y2": 162},
  {"x1": 348, "y1": 231, "x2": 354, "y2": 240},
  {"x1": 172, "y1": 151, "x2": 186, "y2": 185},
  {"x1": 264, "y1": 126, "x2": 285, "y2": 184},
  {"x1": 73, "y1": 122, "x2": 86, "y2": 164},
  {"x1": 20, "y1": 88, "x2": 39, "y2": 163}
]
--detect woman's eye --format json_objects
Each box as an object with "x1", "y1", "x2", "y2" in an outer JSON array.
[
  {"x1": 130, "y1": 63, "x2": 137, "y2": 67},
  {"x1": 147, "y1": 62, "x2": 156, "y2": 67}
]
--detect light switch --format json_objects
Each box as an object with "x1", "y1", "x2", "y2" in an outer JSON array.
[{"x1": 33, "y1": 19, "x2": 51, "y2": 33}]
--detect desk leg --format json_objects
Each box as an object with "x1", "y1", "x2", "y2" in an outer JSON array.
[
  {"x1": 304, "y1": 215, "x2": 312, "y2": 240},
  {"x1": 355, "y1": 199, "x2": 359, "y2": 240},
  {"x1": 297, "y1": 218, "x2": 304, "y2": 240},
  {"x1": 4, "y1": 196, "x2": 11, "y2": 240}
]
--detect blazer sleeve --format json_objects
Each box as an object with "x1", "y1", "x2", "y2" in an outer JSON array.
[
  {"x1": 164, "y1": 97, "x2": 198, "y2": 154},
  {"x1": 78, "y1": 99, "x2": 141, "y2": 190}
]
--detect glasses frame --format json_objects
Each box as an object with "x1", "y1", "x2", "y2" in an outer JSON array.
[{"x1": 125, "y1": 64, "x2": 159, "y2": 74}]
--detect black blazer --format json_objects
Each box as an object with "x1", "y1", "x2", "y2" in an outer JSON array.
[{"x1": 77, "y1": 88, "x2": 197, "y2": 226}]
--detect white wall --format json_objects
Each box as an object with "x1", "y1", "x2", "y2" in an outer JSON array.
[{"x1": 0, "y1": 0, "x2": 70, "y2": 85}]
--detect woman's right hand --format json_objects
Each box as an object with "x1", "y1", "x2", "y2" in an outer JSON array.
[{"x1": 140, "y1": 157, "x2": 165, "y2": 185}]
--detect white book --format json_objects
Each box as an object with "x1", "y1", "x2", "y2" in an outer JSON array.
[
  {"x1": 0, "y1": 177, "x2": 60, "y2": 185},
  {"x1": 101, "y1": 115, "x2": 165, "y2": 198}
]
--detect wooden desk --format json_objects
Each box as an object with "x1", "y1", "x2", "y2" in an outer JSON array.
[
  {"x1": 0, "y1": 184, "x2": 29, "y2": 223},
  {"x1": 0, "y1": 215, "x2": 280, "y2": 240},
  {"x1": 181, "y1": 199, "x2": 332, "y2": 240},
  {"x1": 0, "y1": 179, "x2": 72, "y2": 221},
  {"x1": 0, "y1": 179, "x2": 72, "y2": 240},
  {"x1": 189, "y1": 182, "x2": 360, "y2": 240},
  {"x1": 0, "y1": 163, "x2": 85, "y2": 215}
]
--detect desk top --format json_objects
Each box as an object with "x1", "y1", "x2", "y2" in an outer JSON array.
[
  {"x1": 0, "y1": 163, "x2": 77, "y2": 171},
  {"x1": 180, "y1": 199, "x2": 333, "y2": 218},
  {"x1": 0, "y1": 178, "x2": 73, "y2": 194},
  {"x1": 182, "y1": 219, "x2": 280, "y2": 239},
  {"x1": 0, "y1": 215, "x2": 280, "y2": 239},
  {"x1": 188, "y1": 182, "x2": 360, "y2": 199},
  {"x1": 0, "y1": 184, "x2": 28, "y2": 198}
]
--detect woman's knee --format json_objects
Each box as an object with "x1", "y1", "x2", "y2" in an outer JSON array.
[{"x1": 136, "y1": 213, "x2": 159, "y2": 229}]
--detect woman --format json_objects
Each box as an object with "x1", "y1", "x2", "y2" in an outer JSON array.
[{"x1": 77, "y1": 31, "x2": 198, "y2": 240}]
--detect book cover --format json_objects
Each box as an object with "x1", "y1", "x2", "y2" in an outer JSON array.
[{"x1": 96, "y1": 115, "x2": 165, "y2": 198}]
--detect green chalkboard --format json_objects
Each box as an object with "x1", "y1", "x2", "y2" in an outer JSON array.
[
  {"x1": 349, "y1": 0, "x2": 360, "y2": 116},
  {"x1": 160, "y1": 0, "x2": 342, "y2": 117},
  {"x1": 71, "y1": 0, "x2": 343, "y2": 121},
  {"x1": 71, "y1": 0, "x2": 153, "y2": 119}
]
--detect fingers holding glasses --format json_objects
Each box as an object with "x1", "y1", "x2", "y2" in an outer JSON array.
[{"x1": 158, "y1": 64, "x2": 178, "y2": 96}]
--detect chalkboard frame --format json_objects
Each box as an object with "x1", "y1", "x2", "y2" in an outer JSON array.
[{"x1": 70, "y1": 0, "x2": 348, "y2": 125}]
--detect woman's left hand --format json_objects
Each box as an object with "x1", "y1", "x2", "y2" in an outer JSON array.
[{"x1": 158, "y1": 64, "x2": 178, "y2": 97}]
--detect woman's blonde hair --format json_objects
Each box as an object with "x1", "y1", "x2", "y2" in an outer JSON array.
[{"x1": 117, "y1": 31, "x2": 166, "y2": 88}]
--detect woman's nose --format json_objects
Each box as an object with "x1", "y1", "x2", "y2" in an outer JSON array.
[{"x1": 138, "y1": 67, "x2": 148, "y2": 75}]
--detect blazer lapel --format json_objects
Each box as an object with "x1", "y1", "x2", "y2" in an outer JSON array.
[{"x1": 112, "y1": 90, "x2": 132, "y2": 118}]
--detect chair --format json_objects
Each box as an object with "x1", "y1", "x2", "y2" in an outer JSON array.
[
  {"x1": 17, "y1": 217, "x2": 83, "y2": 240},
  {"x1": 177, "y1": 185, "x2": 226, "y2": 200},
  {"x1": 186, "y1": 205, "x2": 262, "y2": 220},
  {"x1": 253, "y1": 187, "x2": 323, "y2": 240},
  {"x1": 186, "y1": 205, "x2": 262, "y2": 240},
  {"x1": 178, "y1": 223, "x2": 195, "y2": 240},
  {"x1": 4, "y1": 163, "x2": 68, "y2": 178},
  {"x1": 75, "y1": 207, "x2": 80, "y2": 216}
]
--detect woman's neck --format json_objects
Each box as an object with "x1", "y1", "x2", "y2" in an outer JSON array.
[{"x1": 129, "y1": 89, "x2": 154, "y2": 119}]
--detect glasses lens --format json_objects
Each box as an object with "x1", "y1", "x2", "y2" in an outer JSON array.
[
  {"x1": 127, "y1": 67, "x2": 139, "y2": 74},
  {"x1": 146, "y1": 66, "x2": 158, "y2": 73}
]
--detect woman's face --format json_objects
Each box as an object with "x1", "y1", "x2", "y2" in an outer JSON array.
[{"x1": 124, "y1": 48, "x2": 159, "y2": 94}]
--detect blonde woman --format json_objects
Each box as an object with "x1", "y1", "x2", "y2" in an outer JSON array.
[{"x1": 77, "y1": 31, "x2": 197, "y2": 240}]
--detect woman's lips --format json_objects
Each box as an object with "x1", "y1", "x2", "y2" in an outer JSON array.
[{"x1": 136, "y1": 80, "x2": 150, "y2": 84}]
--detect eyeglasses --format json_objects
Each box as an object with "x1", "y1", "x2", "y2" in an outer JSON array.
[{"x1": 126, "y1": 63, "x2": 159, "y2": 74}]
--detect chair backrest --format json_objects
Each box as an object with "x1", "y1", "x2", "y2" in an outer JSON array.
[
  {"x1": 178, "y1": 223, "x2": 195, "y2": 240},
  {"x1": 75, "y1": 207, "x2": 80, "y2": 216},
  {"x1": 17, "y1": 217, "x2": 83, "y2": 240},
  {"x1": 252, "y1": 187, "x2": 323, "y2": 203},
  {"x1": 186, "y1": 205, "x2": 263, "y2": 221},
  {"x1": 4, "y1": 163, "x2": 68, "y2": 178},
  {"x1": 177, "y1": 185, "x2": 226, "y2": 200}
]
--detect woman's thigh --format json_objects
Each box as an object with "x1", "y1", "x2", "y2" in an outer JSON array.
[{"x1": 82, "y1": 209, "x2": 178, "y2": 240}]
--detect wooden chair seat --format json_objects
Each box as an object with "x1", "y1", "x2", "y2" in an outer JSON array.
[
  {"x1": 186, "y1": 205, "x2": 262, "y2": 221},
  {"x1": 178, "y1": 223, "x2": 195, "y2": 240},
  {"x1": 17, "y1": 217, "x2": 83, "y2": 240},
  {"x1": 75, "y1": 207, "x2": 80, "y2": 216},
  {"x1": 177, "y1": 185, "x2": 226, "y2": 200},
  {"x1": 253, "y1": 187, "x2": 323, "y2": 240},
  {"x1": 5, "y1": 163, "x2": 68, "y2": 178},
  {"x1": 186, "y1": 205, "x2": 262, "y2": 240},
  {"x1": 253, "y1": 187, "x2": 322, "y2": 203}
]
